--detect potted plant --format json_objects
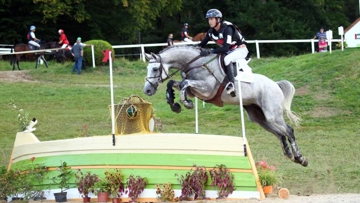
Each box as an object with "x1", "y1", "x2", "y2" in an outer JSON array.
[
  {"x1": 91, "y1": 179, "x2": 111, "y2": 202},
  {"x1": 125, "y1": 175, "x2": 147, "y2": 203},
  {"x1": 256, "y1": 160, "x2": 279, "y2": 195},
  {"x1": 75, "y1": 170, "x2": 99, "y2": 203},
  {"x1": 155, "y1": 182, "x2": 176, "y2": 202},
  {"x1": 104, "y1": 169, "x2": 125, "y2": 203},
  {"x1": 209, "y1": 164, "x2": 236, "y2": 199},
  {"x1": 27, "y1": 157, "x2": 49, "y2": 201},
  {"x1": 52, "y1": 161, "x2": 73, "y2": 202},
  {"x1": 175, "y1": 165, "x2": 208, "y2": 201},
  {"x1": 0, "y1": 166, "x2": 9, "y2": 202}
]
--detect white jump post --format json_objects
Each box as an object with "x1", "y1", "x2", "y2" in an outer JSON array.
[
  {"x1": 91, "y1": 45, "x2": 95, "y2": 68},
  {"x1": 338, "y1": 26, "x2": 344, "y2": 51},
  {"x1": 236, "y1": 59, "x2": 248, "y2": 157},
  {"x1": 109, "y1": 51, "x2": 116, "y2": 146}
]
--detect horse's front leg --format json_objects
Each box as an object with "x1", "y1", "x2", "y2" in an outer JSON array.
[
  {"x1": 179, "y1": 80, "x2": 208, "y2": 109},
  {"x1": 35, "y1": 56, "x2": 39, "y2": 69},
  {"x1": 166, "y1": 80, "x2": 182, "y2": 113}
]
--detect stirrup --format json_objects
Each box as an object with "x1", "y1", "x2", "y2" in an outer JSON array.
[{"x1": 225, "y1": 82, "x2": 235, "y2": 96}]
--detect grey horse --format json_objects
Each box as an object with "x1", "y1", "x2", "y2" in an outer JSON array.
[{"x1": 143, "y1": 46, "x2": 308, "y2": 167}]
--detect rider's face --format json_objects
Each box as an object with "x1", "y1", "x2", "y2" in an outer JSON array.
[{"x1": 208, "y1": 17, "x2": 217, "y2": 28}]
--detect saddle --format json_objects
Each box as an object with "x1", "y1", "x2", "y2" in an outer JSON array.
[{"x1": 204, "y1": 54, "x2": 253, "y2": 107}]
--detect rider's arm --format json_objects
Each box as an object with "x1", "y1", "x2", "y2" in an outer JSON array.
[
  {"x1": 198, "y1": 31, "x2": 211, "y2": 47},
  {"x1": 212, "y1": 26, "x2": 234, "y2": 54}
]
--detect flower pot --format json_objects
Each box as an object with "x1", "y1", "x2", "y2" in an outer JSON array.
[
  {"x1": 54, "y1": 192, "x2": 67, "y2": 202},
  {"x1": 111, "y1": 198, "x2": 120, "y2": 203},
  {"x1": 263, "y1": 185, "x2": 273, "y2": 195},
  {"x1": 97, "y1": 192, "x2": 109, "y2": 202},
  {"x1": 83, "y1": 197, "x2": 91, "y2": 203}
]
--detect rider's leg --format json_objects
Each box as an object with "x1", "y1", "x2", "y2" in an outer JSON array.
[
  {"x1": 183, "y1": 38, "x2": 193, "y2": 42},
  {"x1": 224, "y1": 47, "x2": 249, "y2": 97}
]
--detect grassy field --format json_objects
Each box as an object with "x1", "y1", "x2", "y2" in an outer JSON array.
[{"x1": 0, "y1": 48, "x2": 359, "y2": 195}]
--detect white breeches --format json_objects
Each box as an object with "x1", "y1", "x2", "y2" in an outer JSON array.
[
  {"x1": 224, "y1": 47, "x2": 249, "y2": 66},
  {"x1": 28, "y1": 41, "x2": 40, "y2": 47},
  {"x1": 183, "y1": 38, "x2": 193, "y2": 42}
]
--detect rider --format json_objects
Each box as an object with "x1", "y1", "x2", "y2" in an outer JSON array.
[
  {"x1": 58, "y1": 29, "x2": 70, "y2": 55},
  {"x1": 198, "y1": 9, "x2": 249, "y2": 97},
  {"x1": 181, "y1": 23, "x2": 193, "y2": 42},
  {"x1": 27, "y1": 25, "x2": 41, "y2": 50}
]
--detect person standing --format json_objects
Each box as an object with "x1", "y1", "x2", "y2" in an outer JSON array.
[
  {"x1": 167, "y1": 33, "x2": 174, "y2": 46},
  {"x1": 181, "y1": 23, "x2": 193, "y2": 42},
  {"x1": 71, "y1": 37, "x2": 83, "y2": 75},
  {"x1": 58, "y1": 29, "x2": 70, "y2": 57},
  {"x1": 27, "y1": 25, "x2": 41, "y2": 49},
  {"x1": 313, "y1": 27, "x2": 327, "y2": 40},
  {"x1": 198, "y1": 9, "x2": 248, "y2": 97}
]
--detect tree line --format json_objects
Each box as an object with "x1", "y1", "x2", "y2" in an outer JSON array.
[{"x1": 0, "y1": 0, "x2": 358, "y2": 57}]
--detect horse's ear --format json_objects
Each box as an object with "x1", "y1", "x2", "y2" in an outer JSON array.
[
  {"x1": 150, "y1": 52, "x2": 160, "y2": 61},
  {"x1": 145, "y1": 53, "x2": 153, "y2": 61}
]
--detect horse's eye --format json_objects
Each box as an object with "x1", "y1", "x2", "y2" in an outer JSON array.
[{"x1": 153, "y1": 68, "x2": 159, "y2": 72}]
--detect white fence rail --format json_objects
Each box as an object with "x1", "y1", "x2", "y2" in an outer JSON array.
[
  {"x1": 111, "y1": 38, "x2": 343, "y2": 62},
  {"x1": 1, "y1": 39, "x2": 344, "y2": 63}
]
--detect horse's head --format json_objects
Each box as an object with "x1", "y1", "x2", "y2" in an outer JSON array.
[
  {"x1": 143, "y1": 46, "x2": 205, "y2": 96},
  {"x1": 143, "y1": 52, "x2": 169, "y2": 96}
]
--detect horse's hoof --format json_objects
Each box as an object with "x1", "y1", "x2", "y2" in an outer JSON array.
[
  {"x1": 294, "y1": 156, "x2": 308, "y2": 167},
  {"x1": 171, "y1": 103, "x2": 181, "y2": 113},
  {"x1": 184, "y1": 100, "x2": 194, "y2": 109}
]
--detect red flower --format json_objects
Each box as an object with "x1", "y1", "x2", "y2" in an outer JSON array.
[{"x1": 30, "y1": 157, "x2": 35, "y2": 162}]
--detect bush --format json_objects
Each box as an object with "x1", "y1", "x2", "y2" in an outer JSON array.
[{"x1": 83, "y1": 40, "x2": 115, "y2": 66}]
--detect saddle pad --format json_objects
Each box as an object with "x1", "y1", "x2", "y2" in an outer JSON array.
[{"x1": 235, "y1": 59, "x2": 253, "y2": 83}]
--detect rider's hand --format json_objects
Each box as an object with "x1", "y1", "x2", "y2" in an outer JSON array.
[{"x1": 200, "y1": 49, "x2": 213, "y2": 56}]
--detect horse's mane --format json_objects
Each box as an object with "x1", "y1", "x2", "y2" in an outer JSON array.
[{"x1": 159, "y1": 45, "x2": 200, "y2": 54}]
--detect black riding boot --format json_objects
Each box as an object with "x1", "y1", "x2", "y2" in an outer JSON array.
[{"x1": 225, "y1": 63, "x2": 236, "y2": 97}]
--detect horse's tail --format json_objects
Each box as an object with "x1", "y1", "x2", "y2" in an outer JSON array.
[{"x1": 277, "y1": 80, "x2": 301, "y2": 126}]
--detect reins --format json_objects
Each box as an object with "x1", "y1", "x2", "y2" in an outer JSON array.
[{"x1": 145, "y1": 51, "x2": 222, "y2": 89}]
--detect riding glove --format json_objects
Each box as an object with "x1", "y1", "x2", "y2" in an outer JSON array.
[{"x1": 200, "y1": 49, "x2": 213, "y2": 56}]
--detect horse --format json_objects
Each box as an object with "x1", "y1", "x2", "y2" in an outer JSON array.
[
  {"x1": 192, "y1": 32, "x2": 207, "y2": 41},
  {"x1": 143, "y1": 46, "x2": 308, "y2": 167},
  {"x1": 54, "y1": 46, "x2": 74, "y2": 64},
  {"x1": 10, "y1": 41, "x2": 57, "y2": 70}
]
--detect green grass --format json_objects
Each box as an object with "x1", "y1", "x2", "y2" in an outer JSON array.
[{"x1": 1, "y1": 49, "x2": 360, "y2": 195}]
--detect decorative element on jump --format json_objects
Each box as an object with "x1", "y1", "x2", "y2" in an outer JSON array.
[{"x1": 109, "y1": 95, "x2": 155, "y2": 135}]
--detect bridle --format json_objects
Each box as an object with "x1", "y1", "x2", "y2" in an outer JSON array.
[{"x1": 145, "y1": 52, "x2": 217, "y2": 90}]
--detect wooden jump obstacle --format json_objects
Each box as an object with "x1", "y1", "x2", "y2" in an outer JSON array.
[{"x1": 8, "y1": 132, "x2": 265, "y2": 201}]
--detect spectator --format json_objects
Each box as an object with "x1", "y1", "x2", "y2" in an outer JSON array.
[
  {"x1": 71, "y1": 37, "x2": 83, "y2": 75},
  {"x1": 318, "y1": 37, "x2": 328, "y2": 52},
  {"x1": 167, "y1": 33, "x2": 174, "y2": 46},
  {"x1": 181, "y1": 23, "x2": 193, "y2": 42},
  {"x1": 313, "y1": 27, "x2": 326, "y2": 40}
]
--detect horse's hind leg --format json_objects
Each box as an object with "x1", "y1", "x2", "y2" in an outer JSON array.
[
  {"x1": 41, "y1": 55, "x2": 48, "y2": 68},
  {"x1": 244, "y1": 104, "x2": 308, "y2": 167},
  {"x1": 244, "y1": 105, "x2": 294, "y2": 159}
]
